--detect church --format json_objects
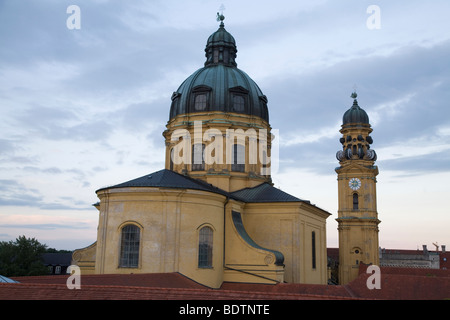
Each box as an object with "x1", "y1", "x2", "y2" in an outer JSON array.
[{"x1": 72, "y1": 14, "x2": 380, "y2": 288}]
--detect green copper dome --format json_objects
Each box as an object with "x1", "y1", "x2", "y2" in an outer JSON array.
[
  {"x1": 169, "y1": 16, "x2": 269, "y2": 122},
  {"x1": 342, "y1": 93, "x2": 369, "y2": 125}
]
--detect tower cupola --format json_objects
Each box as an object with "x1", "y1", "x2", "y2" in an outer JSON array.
[
  {"x1": 336, "y1": 92, "x2": 377, "y2": 162},
  {"x1": 342, "y1": 92, "x2": 370, "y2": 125}
]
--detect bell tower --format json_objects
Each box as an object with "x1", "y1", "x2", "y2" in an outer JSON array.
[{"x1": 335, "y1": 92, "x2": 380, "y2": 285}]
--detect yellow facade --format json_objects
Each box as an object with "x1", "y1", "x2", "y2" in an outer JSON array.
[
  {"x1": 72, "y1": 108, "x2": 331, "y2": 287},
  {"x1": 94, "y1": 187, "x2": 227, "y2": 288},
  {"x1": 244, "y1": 202, "x2": 329, "y2": 284}
]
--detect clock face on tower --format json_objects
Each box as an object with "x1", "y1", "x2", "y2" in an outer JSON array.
[{"x1": 349, "y1": 178, "x2": 361, "y2": 190}]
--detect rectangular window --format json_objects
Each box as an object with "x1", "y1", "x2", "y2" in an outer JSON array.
[
  {"x1": 194, "y1": 93, "x2": 208, "y2": 111},
  {"x1": 232, "y1": 95, "x2": 245, "y2": 112},
  {"x1": 231, "y1": 144, "x2": 245, "y2": 172},
  {"x1": 192, "y1": 144, "x2": 205, "y2": 171},
  {"x1": 312, "y1": 231, "x2": 316, "y2": 269}
]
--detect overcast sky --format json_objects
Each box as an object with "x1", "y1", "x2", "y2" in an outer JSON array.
[{"x1": 1, "y1": 0, "x2": 449, "y2": 251}]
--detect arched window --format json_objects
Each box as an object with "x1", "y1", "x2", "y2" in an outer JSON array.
[
  {"x1": 194, "y1": 93, "x2": 207, "y2": 111},
  {"x1": 198, "y1": 226, "x2": 213, "y2": 268},
  {"x1": 353, "y1": 193, "x2": 359, "y2": 210},
  {"x1": 231, "y1": 144, "x2": 245, "y2": 172},
  {"x1": 119, "y1": 224, "x2": 140, "y2": 268}
]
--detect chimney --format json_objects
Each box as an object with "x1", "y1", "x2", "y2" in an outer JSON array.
[
  {"x1": 442, "y1": 245, "x2": 446, "y2": 253},
  {"x1": 423, "y1": 245, "x2": 428, "y2": 254}
]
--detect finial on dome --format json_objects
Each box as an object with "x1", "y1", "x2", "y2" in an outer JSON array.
[
  {"x1": 216, "y1": 12, "x2": 225, "y2": 27},
  {"x1": 217, "y1": 4, "x2": 225, "y2": 27},
  {"x1": 351, "y1": 84, "x2": 358, "y2": 99},
  {"x1": 351, "y1": 85, "x2": 358, "y2": 107}
]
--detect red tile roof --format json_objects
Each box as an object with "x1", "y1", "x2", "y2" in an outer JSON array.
[
  {"x1": 12, "y1": 272, "x2": 206, "y2": 289},
  {"x1": 220, "y1": 282, "x2": 352, "y2": 299},
  {"x1": 2, "y1": 268, "x2": 449, "y2": 300},
  {"x1": 3, "y1": 273, "x2": 352, "y2": 300}
]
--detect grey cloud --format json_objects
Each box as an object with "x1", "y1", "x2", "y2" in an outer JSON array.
[
  {"x1": 0, "y1": 179, "x2": 42, "y2": 206},
  {"x1": 1, "y1": 223, "x2": 91, "y2": 230},
  {"x1": 0, "y1": 139, "x2": 15, "y2": 154},
  {"x1": 265, "y1": 41, "x2": 450, "y2": 151},
  {"x1": 0, "y1": 179, "x2": 92, "y2": 210},
  {"x1": 14, "y1": 104, "x2": 115, "y2": 142},
  {"x1": 23, "y1": 166, "x2": 63, "y2": 175},
  {"x1": 263, "y1": 40, "x2": 450, "y2": 178},
  {"x1": 117, "y1": 101, "x2": 166, "y2": 133},
  {"x1": 378, "y1": 149, "x2": 450, "y2": 176}
]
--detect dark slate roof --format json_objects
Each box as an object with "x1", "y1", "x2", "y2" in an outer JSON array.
[
  {"x1": 230, "y1": 182, "x2": 307, "y2": 203},
  {"x1": 169, "y1": 64, "x2": 269, "y2": 122},
  {"x1": 97, "y1": 169, "x2": 310, "y2": 205},
  {"x1": 96, "y1": 169, "x2": 228, "y2": 196},
  {"x1": 41, "y1": 253, "x2": 73, "y2": 266},
  {"x1": 342, "y1": 98, "x2": 369, "y2": 125}
]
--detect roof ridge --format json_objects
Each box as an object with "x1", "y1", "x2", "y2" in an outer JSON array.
[
  {"x1": 95, "y1": 169, "x2": 320, "y2": 205},
  {"x1": 96, "y1": 169, "x2": 229, "y2": 196},
  {"x1": 230, "y1": 182, "x2": 304, "y2": 203},
  {"x1": 0, "y1": 282, "x2": 362, "y2": 300}
]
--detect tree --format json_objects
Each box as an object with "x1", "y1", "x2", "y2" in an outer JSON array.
[
  {"x1": 46, "y1": 247, "x2": 72, "y2": 253},
  {"x1": 0, "y1": 235, "x2": 49, "y2": 276}
]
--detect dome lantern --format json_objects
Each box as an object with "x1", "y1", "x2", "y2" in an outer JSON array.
[{"x1": 204, "y1": 13, "x2": 238, "y2": 67}]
